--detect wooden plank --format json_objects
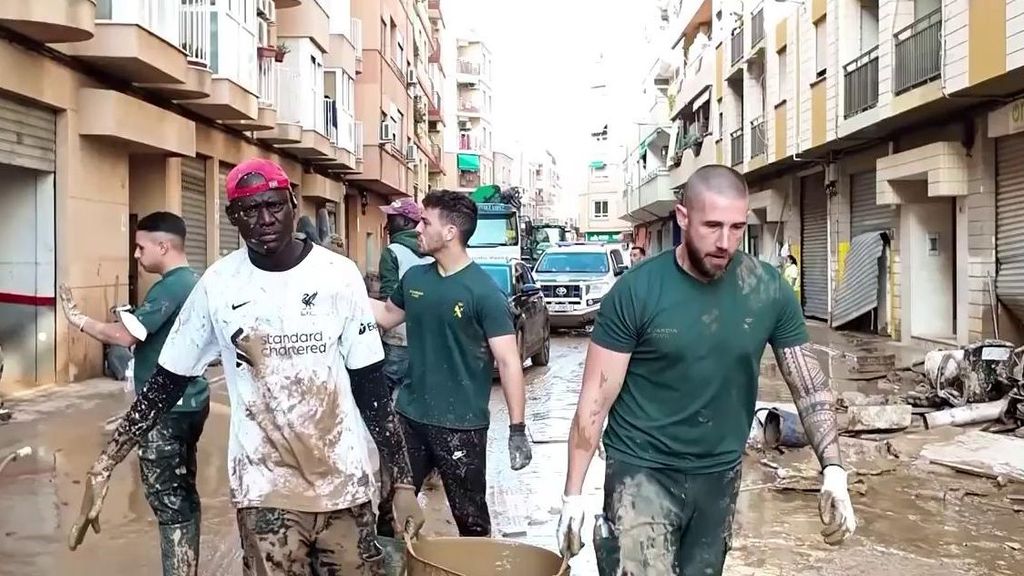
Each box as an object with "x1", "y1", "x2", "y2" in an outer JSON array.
[{"x1": 920, "y1": 430, "x2": 1024, "y2": 482}]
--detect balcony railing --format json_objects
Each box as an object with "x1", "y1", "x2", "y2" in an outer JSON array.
[
  {"x1": 458, "y1": 59, "x2": 481, "y2": 75},
  {"x1": 459, "y1": 135, "x2": 482, "y2": 151},
  {"x1": 730, "y1": 128, "x2": 744, "y2": 166},
  {"x1": 751, "y1": 8, "x2": 764, "y2": 47},
  {"x1": 730, "y1": 26, "x2": 744, "y2": 65},
  {"x1": 257, "y1": 52, "x2": 278, "y2": 109},
  {"x1": 843, "y1": 45, "x2": 879, "y2": 118},
  {"x1": 894, "y1": 8, "x2": 942, "y2": 95},
  {"x1": 323, "y1": 97, "x2": 338, "y2": 145},
  {"x1": 750, "y1": 117, "x2": 765, "y2": 158},
  {"x1": 354, "y1": 120, "x2": 364, "y2": 158},
  {"x1": 351, "y1": 18, "x2": 363, "y2": 62},
  {"x1": 180, "y1": 0, "x2": 211, "y2": 67},
  {"x1": 458, "y1": 100, "x2": 481, "y2": 114}
]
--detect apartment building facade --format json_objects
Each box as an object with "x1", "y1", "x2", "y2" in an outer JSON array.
[
  {"x1": 446, "y1": 35, "x2": 494, "y2": 192},
  {"x1": 627, "y1": 0, "x2": 1024, "y2": 347},
  {"x1": 0, "y1": 0, "x2": 444, "y2": 391}
]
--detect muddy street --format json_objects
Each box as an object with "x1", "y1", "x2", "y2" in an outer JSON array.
[{"x1": 1, "y1": 333, "x2": 1022, "y2": 575}]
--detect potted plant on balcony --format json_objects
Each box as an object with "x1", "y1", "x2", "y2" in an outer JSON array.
[
  {"x1": 274, "y1": 43, "x2": 290, "y2": 63},
  {"x1": 258, "y1": 45, "x2": 276, "y2": 60}
]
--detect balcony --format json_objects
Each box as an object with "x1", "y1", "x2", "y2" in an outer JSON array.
[
  {"x1": 459, "y1": 171, "x2": 481, "y2": 189},
  {"x1": 63, "y1": 0, "x2": 192, "y2": 84},
  {"x1": 843, "y1": 45, "x2": 879, "y2": 118},
  {"x1": 751, "y1": 7, "x2": 764, "y2": 48},
  {"x1": 428, "y1": 0, "x2": 442, "y2": 19},
  {"x1": 0, "y1": 0, "x2": 96, "y2": 43},
  {"x1": 678, "y1": 46, "x2": 714, "y2": 115},
  {"x1": 429, "y1": 142, "x2": 444, "y2": 173},
  {"x1": 428, "y1": 89, "x2": 443, "y2": 122},
  {"x1": 456, "y1": 59, "x2": 481, "y2": 84},
  {"x1": 893, "y1": 8, "x2": 941, "y2": 96},
  {"x1": 459, "y1": 134, "x2": 484, "y2": 153},
  {"x1": 354, "y1": 120, "x2": 364, "y2": 160},
  {"x1": 730, "y1": 26, "x2": 743, "y2": 65},
  {"x1": 750, "y1": 117, "x2": 765, "y2": 159},
  {"x1": 275, "y1": 0, "x2": 329, "y2": 53},
  {"x1": 458, "y1": 99, "x2": 482, "y2": 116},
  {"x1": 222, "y1": 51, "x2": 278, "y2": 130},
  {"x1": 730, "y1": 128, "x2": 744, "y2": 166},
  {"x1": 638, "y1": 169, "x2": 674, "y2": 217}
]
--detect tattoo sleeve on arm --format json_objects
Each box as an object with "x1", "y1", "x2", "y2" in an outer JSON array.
[
  {"x1": 773, "y1": 345, "x2": 843, "y2": 469},
  {"x1": 350, "y1": 361, "x2": 413, "y2": 485},
  {"x1": 95, "y1": 365, "x2": 191, "y2": 475}
]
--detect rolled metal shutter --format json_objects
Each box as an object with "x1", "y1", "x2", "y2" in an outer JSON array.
[
  {"x1": 218, "y1": 161, "x2": 240, "y2": 255},
  {"x1": 850, "y1": 170, "x2": 895, "y2": 237},
  {"x1": 181, "y1": 158, "x2": 209, "y2": 274},
  {"x1": 0, "y1": 95, "x2": 56, "y2": 172},
  {"x1": 996, "y1": 133, "x2": 1024, "y2": 321},
  {"x1": 801, "y1": 173, "x2": 829, "y2": 319}
]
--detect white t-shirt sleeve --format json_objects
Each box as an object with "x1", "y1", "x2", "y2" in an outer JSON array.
[
  {"x1": 338, "y1": 264, "x2": 385, "y2": 370},
  {"x1": 157, "y1": 278, "x2": 220, "y2": 377}
]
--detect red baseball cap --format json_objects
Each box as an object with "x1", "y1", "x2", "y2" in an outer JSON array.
[
  {"x1": 226, "y1": 158, "x2": 292, "y2": 202},
  {"x1": 379, "y1": 198, "x2": 423, "y2": 221}
]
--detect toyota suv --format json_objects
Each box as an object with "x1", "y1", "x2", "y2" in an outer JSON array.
[{"x1": 532, "y1": 242, "x2": 628, "y2": 329}]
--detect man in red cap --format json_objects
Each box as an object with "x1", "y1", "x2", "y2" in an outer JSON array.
[
  {"x1": 373, "y1": 198, "x2": 433, "y2": 538},
  {"x1": 68, "y1": 157, "x2": 424, "y2": 576}
]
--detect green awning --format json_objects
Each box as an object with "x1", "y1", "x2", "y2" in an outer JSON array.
[
  {"x1": 457, "y1": 153, "x2": 480, "y2": 172},
  {"x1": 589, "y1": 160, "x2": 606, "y2": 169}
]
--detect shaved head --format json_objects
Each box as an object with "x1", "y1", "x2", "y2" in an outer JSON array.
[
  {"x1": 682, "y1": 164, "x2": 749, "y2": 208},
  {"x1": 675, "y1": 164, "x2": 750, "y2": 281}
]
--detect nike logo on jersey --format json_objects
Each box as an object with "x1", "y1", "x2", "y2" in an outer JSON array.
[{"x1": 232, "y1": 301, "x2": 250, "y2": 310}]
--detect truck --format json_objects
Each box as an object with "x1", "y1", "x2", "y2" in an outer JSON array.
[{"x1": 465, "y1": 184, "x2": 569, "y2": 264}]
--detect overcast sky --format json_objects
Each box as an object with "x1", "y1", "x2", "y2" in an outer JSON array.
[{"x1": 445, "y1": 0, "x2": 658, "y2": 216}]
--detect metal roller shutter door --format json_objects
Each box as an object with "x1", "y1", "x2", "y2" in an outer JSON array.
[
  {"x1": 850, "y1": 170, "x2": 895, "y2": 237},
  {"x1": 218, "y1": 162, "x2": 240, "y2": 255},
  {"x1": 996, "y1": 133, "x2": 1024, "y2": 321},
  {"x1": 181, "y1": 158, "x2": 209, "y2": 274},
  {"x1": 0, "y1": 95, "x2": 56, "y2": 172},
  {"x1": 801, "y1": 173, "x2": 829, "y2": 320}
]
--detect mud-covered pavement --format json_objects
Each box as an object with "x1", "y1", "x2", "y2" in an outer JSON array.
[{"x1": 1, "y1": 333, "x2": 1023, "y2": 575}]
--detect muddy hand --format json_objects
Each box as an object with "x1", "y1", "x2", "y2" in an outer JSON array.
[
  {"x1": 68, "y1": 468, "x2": 111, "y2": 551},
  {"x1": 58, "y1": 283, "x2": 88, "y2": 330},
  {"x1": 508, "y1": 423, "x2": 532, "y2": 470},
  {"x1": 556, "y1": 494, "x2": 585, "y2": 557},
  {"x1": 392, "y1": 484, "x2": 425, "y2": 537},
  {"x1": 818, "y1": 465, "x2": 857, "y2": 545}
]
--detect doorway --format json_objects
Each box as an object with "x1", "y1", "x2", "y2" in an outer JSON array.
[{"x1": 903, "y1": 196, "x2": 956, "y2": 341}]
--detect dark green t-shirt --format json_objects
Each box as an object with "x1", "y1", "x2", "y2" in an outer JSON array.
[
  {"x1": 391, "y1": 261, "x2": 515, "y2": 429},
  {"x1": 133, "y1": 266, "x2": 210, "y2": 412},
  {"x1": 592, "y1": 249, "x2": 808, "y2": 472}
]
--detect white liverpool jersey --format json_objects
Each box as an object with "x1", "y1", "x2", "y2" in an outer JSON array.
[{"x1": 158, "y1": 243, "x2": 385, "y2": 512}]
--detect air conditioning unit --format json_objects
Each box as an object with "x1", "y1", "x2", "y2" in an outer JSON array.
[
  {"x1": 379, "y1": 121, "x2": 395, "y2": 144},
  {"x1": 458, "y1": 120, "x2": 471, "y2": 130},
  {"x1": 406, "y1": 67, "x2": 417, "y2": 86},
  {"x1": 406, "y1": 144, "x2": 419, "y2": 163}
]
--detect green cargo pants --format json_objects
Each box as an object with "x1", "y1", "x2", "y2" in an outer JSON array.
[{"x1": 595, "y1": 458, "x2": 742, "y2": 576}]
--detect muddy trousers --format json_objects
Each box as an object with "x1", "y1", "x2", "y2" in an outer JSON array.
[
  {"x1": 236, "y1": 503, "x2": 385, "y2": 576},
  {"x1": 137, "y1": 405, "x2": 209, "y2": 576},
  {"x1": 378, "y1": 415, "x2": 490, "y2": 537},
  {"x1": 596, "y1": 458, "x2": 741, "y2": 576}
]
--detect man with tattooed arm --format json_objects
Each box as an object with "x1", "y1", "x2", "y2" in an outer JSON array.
[{"x1": 557, "y1": 164, "x2": 856, "y2": 575}]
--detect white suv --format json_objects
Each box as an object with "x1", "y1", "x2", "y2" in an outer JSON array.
[{"x1": 532, "y1": 242, "x2": 628, "y2": 329}]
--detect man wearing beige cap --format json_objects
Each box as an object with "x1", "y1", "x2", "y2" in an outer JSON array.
[{"x1": 374, "y1": 198, "x2": 433, "y2": 538}]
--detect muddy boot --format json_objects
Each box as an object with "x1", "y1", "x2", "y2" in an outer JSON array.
[{"x1": 158, "y1": 519, "x2": 200, "y2": 576}]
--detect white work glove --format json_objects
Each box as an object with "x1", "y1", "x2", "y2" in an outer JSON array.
[
  {"x1": 819, "y1": 465, "x2": 857, "y2": 545},
  {"x1": 58, "y1": 283, "x2": 88, "y2": 331},
  {"x1": 556, "y1": 494, "x2": 586, "y2": 558}
]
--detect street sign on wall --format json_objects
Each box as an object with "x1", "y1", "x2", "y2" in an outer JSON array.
[{"x1": 584, "y1": 231, "x2": 623, "y2": 242}]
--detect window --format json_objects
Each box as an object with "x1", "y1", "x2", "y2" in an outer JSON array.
[
  {"x1": 395, "y1": 110, "x2": 404, "y2": 150},
  {"x1": 340, "y1": 72, "x2": 354, "y2": 113},
  {"x1": 480, "y1": 263, "x2": 513, "y2": 294},
  {"x1": 610, "y1": 250, "x2": 625, "y2": 269},
  {"x1": 394, "y1": 27, "x2": 405, "y2": 70},
  {"x1": 815, "y1": 18, "x2": 827, "y2": 79},
  {"x1": 778, "y1": 48, "x2": 788, "y2": 101},
  {"x1": 536, "y1": 252, "x2": 610, "y2": 274},
  {"x1": 718, "y1": 111, "x2": 724, "y2": 139},
  {"x1": 593, "y1": 200, "x2": 609, "y2": 219},
  {"x1": 468, "y1": 213, "x2": 519, "y2": 247},
  {"x1": 381, "y1": 19, "x2": 388, "y2": 56}
]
